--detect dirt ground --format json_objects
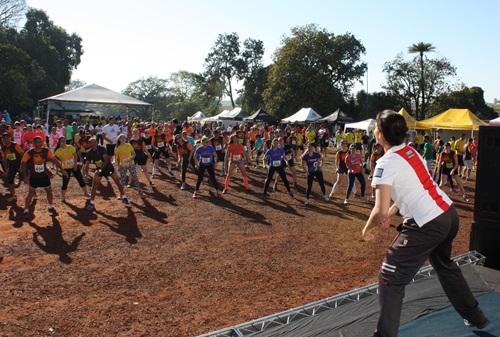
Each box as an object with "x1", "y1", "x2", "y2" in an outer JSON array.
[{"x1": 0, "y1": 150, "x2": 476, "y2": 337}]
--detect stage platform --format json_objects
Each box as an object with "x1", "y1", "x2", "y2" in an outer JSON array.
[{"x1": 198, "y1": 251, "x2": 500, "y2": 337}]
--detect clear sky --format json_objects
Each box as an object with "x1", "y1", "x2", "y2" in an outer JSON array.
[{"x1": 27, "y1": 0, "x2": 500, "y2": 102}]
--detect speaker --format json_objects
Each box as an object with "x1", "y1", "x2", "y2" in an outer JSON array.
[
  {"x1": 473, "y1": 126, "x2": 500, "y2": 222},
  {"x1": 470, "y1": 221, "x2": 500, "y2": 270}
]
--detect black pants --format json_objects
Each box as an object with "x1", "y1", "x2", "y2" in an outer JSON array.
[
  {"x1": 62, "y1": 168, "x2": 86, "y2": 190},
  {"x1": 346, "y1": 172, "x2": 365, "y2": 199},
  {"x1": 375, "y1": 206, "x2": 487, "y2": 337},
  {"x1": 181, "y1": 154, "x2": 190, "y2": 183},
  {"x1": 263, "y1": 166, "x2": 291, "y2": 193},
  {"x1": 195, "y1": 164, "x2": 218, "y2": 191},
  {"x1": 306, "y1": 170, "x2": 325, "y2": 199}
]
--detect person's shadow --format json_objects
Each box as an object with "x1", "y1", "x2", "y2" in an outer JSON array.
[
  {"x1": 100, "y1": 208, "x2": 142, "y2": 244},
  {"x1": 30, "y1": 218, "x2": 85, "y2": 264}
]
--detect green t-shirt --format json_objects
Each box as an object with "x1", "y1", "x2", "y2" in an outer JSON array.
[
  {"x1": 423, "y1": 141, "x2": 433, "y2": 160},
  {"x1": 65, "y1": 125, "x2": 74, "y2": 141}
]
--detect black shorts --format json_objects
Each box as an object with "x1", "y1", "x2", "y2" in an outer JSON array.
[
  {"x1": 98, "y1": 164, "x2": 115, "y2": 178},
  {"x1": 106, "y1": 144, "x2": 116, "y2": 157},
  {"x1": 134, "y1": 152, "x2": 148, "y2": 166},
  {"x1": 441, "y1": 167, "x2": 455, "y2": 176},
  {"x1": 216, "y1": 151, "x2": 225, "y2": 162},
  {"x1": 457, "y1": 155, "x2": 464, "y2": 167},
  {"x1": 79, "y1": 151, "x2": 88, "y2": 161},
  {"x1": 152, "y1": 147, "x2": 169, "y2": 160},
  {"x1": 4, "y1": 164, "x2": 20, "y2": 185},
  {"x1": 337, "y1": 164, "x2": 348, "y2": 174},
  {"x1": 320, "y1": 139, "x2": 329, "y2": 149},
  {"x1": 29, "y1": 175, "x2": 51, "y2": 188}
]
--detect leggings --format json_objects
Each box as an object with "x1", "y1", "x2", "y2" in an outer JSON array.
[
  {"x1": 181, "y1": 153, "x2": 190, "y2": 183},
  {"x1": 263, "y1": 166, "x2": 291, "y2": 193},
  {"x1": 196, "y1": 164, "x2": 219, "y2": 191},
  {"x1": 118, "y1": 165, "x2": 139, "y2": 188},
  {"x1": 306, "y1": 170, "x2": 326, "y2": 199},
  {"x1": 346, "y1": 172, "x2": 365, "y2": 199},
  {"x1": 62, "y1": 168, "x2": 86, "y2": 190}
]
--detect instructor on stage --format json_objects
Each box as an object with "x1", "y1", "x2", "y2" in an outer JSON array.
[{"x1": 362, "y1": 110, "x2": 489, "y2": 337}]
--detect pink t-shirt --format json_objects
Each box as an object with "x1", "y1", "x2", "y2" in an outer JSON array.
[{"x1": 345, "y1": 153, "x2": 363, "y2": 174}]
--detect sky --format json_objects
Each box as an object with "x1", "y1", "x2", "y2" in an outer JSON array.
[{"x1": 27, "y1": 0, "x2": 500, "y2": 102}]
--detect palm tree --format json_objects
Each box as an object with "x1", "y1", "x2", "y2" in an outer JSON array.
[{"x1": 409, "y1": 42, "x2": 435, "y2": 119}]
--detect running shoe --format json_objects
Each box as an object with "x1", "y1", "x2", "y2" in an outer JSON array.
[
  {"x1": 464, "y1": 318, "x2": 490, "y2": 329},
  {"x1": 343, "y1": 199, "x2": 349, "y2": 205},
  {"x1": 324, "y1": 194, "x2": 329, "y2": 201},
  {"x1": 328, "y1": 192, "x2": 334, "y2": 199},
  {"x1": 48, "y1": 206, "x2": 58, "y2": 216},
  {"x1": 85, "y1": 200, "x2": 95, "y2": 211},
  {"x1": 304, "y1": 199, "x2": 309, "y2": 205},
  {"x1": 121, "y1": 196, "x2": 129, "y2": 205},
  {"x1": 192, "y1": 192, "x2": 197, "y2": 199},
  {"x1": 23, "y1": 208, "x2": 30, "y2": 216},
  {"x1": 222, "y1": 188, "x2": 228, "y2": 194},
  {"x1": 180, "y1": 183, "x2": 187, "y2": 190}
]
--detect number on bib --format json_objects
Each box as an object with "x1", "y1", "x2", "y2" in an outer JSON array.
[
  {"x1": 233, "y1": 154, "x2": 242, "y2": 161},
  {"x1": 146, "y1": 145, "x2": 152, "y2": 150},
  {"x1": 34, "y1": 164, "x2": 45, "y2": 173},
  {"x1": 65, "y1": 159, "x2": 75, "y2": 167},
  {"x1": 7, "y1": 153, "x2": 16, "y2": 161},
  {"x1": 272, "y1": 160, "x2": 281, "y2": 167},
  {"x1": 157, "y1": 142, "x2": 165, "y2": 148},
  {"x1": 215, "y1": 144, "x2": 222, "y2": 151},
  {"x1": 201, "y1": 157, "x2": 211, "y2": 164}
]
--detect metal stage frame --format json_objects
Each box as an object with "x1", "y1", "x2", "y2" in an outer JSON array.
[{"x1": 197, "y1": 251, "x2": 485, "y2": 337}]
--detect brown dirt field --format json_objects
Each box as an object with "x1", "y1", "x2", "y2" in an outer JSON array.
[{"x1": 0, "y1": 151, "x2": 476, "y2": 337}]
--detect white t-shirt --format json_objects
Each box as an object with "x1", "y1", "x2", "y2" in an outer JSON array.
[
  {"x1": 102, "y1": 124, "x2": 121, "y2": 144},
  {"x1": 371, "y1": 144, "x2": 452, "y2": 227}
]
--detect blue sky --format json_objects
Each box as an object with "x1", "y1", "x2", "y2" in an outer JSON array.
[{"x1": 28, "y1": 0, "x2": 500, "y2": 102}]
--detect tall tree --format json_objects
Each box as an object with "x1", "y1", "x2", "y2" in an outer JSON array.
[
  {"x1": 263, "y1": 24, "x2": 366, "y2": 119},
  {"x1": 383, "y1": 54, "x2": 456, "y2": 119},
  {"x1": 408, "y1": 42, "x2": 435, "y2": 119},
  {"x1": 237, "y1": 39, "x2": 266, "y2": 112},
  {"x1": 65, "y1": 79, "x2": 87, "y2": 91},
  {"x1": 0, "y1": 0, "x2": 26, "y2": 28}
]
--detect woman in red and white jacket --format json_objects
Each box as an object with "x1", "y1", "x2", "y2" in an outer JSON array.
[{"x1": 344, "y1": 143, "x2": 366, "y2": 204}]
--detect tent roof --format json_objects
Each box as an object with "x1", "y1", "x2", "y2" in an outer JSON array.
[
  {"x1": 344, "y1": 118, "x2": 376, "y2": 132},
  {"x1": 226, "y1": 107, "x2": 249, "y2": 119},
  {"x1": 320, "y1": 109, "x2": 352, "y2": 123},
  {"x1": 489, "y1": 116, "x2": 500, "y2": 125},
  {"x1": 416, "y1": 109, "x2": 487, "y2": 131},
  {"x1": 39, "y1": 84, "x2": 151, "y2": 107},
  {"x1": 398, "y1": 108, "x2": 417, "y2": 128},
  {"x1": 203, "y1": 108, "x2": 248, "y2": 121},
  {"x1": 282, "y1": 107, "x2": 321, "y2": 123},
  {"x1": 245, "y1": 108, "x2": 277, "y2": 123},
  {"x1": 188, "y1": 111, "x2": 206, "y2": 120}
]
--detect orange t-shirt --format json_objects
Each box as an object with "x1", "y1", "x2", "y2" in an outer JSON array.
[
  {"x1": 147, "y1": 127, "x2": 156, "y2": 138},
  {"x1": 177, "y1": 142, "x2": 193, "y2": 156},
  {"x1": 227, "y1": 143, "x2": 245, "y2": 161}
]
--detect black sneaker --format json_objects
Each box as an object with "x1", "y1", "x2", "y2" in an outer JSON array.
[
  {"x1": 85, "y1": 200, "x2": 95, "y2": 211},
  {"x1": 464, "y1": 318, "x2": 490, "y2": 329},
  {"x1": 48, "y1": 207, "x2": 58, "y2": 216},
  {"x1": 121, "y1": 196, "x2": 129, "y2": 205}
]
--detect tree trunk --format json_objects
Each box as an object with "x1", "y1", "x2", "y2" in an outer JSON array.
[{"x1": 227, "y1": 78, "x2": 235, "y2": 108}]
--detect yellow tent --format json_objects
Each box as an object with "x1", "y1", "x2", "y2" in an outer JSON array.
[
  {"x1": 416, "y1": 108, "x2": 487, "y2": 131},
  {"x1": 398, "y1": 108, "x2": 417, "y2": 128}
]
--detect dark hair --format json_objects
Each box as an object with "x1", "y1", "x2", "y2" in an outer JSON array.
[{"x1": 376, "y1": 110, "x2": 408, "y2": 146}]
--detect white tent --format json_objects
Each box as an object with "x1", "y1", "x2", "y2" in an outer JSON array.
[
  {"x1": 188, "y1": 111, "x2": 206, "y2": 121},
  {"x1": 226, "y1": 107, "x2": 249, "y2": 119},
  {"x1": 489, "y1": 117, "x2": 500, "y2": 126},
  {"x1": 282, "y1": 107, "x2": 321, "y2": 123},
  {"x1": 344, "y1": 119, "x2": 376, "y2": 132}
]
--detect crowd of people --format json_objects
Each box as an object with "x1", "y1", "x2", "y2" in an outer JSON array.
[{"x1": 0, "y1": 113, "x2": 477, "y2": 217}]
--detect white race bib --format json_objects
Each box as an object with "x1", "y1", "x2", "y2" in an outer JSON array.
[
  {"x1": 201, "y1": 157, "x2": 211, "y2": 164},
  {"x1": 157, "y1": 142, "x2": 165, "y2": 148},
  {"x1": 146, "y1": 145, "x2": 153, "y2": 150},
  {"x1": 65, "y1": 159, "x2": 74, "y2": 167},
  {"x1": 233, "y1": 154, "x2": 242, "y2": 161},
  {"x1": 215, "y1": 144, "x2": 222, "y2": 151},
  {"x1": 34, "y1": 164, "x2": 45, "y2": 173},
  {"x1": 272, "y1": 160, "x2": 282, "y2": 167}
]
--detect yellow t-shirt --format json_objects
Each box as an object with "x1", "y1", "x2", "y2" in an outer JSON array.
[
  {"x1": 345, "y1": 132, "x2": 354, "y2": 144},
  {"x1": 114, "y1": 143, "x2": 135, "y2": 167},
  {"x1": 354, "y1": 132, "x2": 362, "y2": 143},
  {"x1": 454, "y1": 139, "x2": 466, "y2": 155},
  {"x1": 295, "y1": 134, "x2": 304, "y2": 145},
  {"x1": 55, "y1": 145, "x2": 76, "y2": 169},
  {"x1": 305, "y1": 130, "x2": 316, "y2": 143}
]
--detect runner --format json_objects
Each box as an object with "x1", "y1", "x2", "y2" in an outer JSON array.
[
  {"x1": 151, "y1": 125, "x2": 173, "y2": 178},
  {"x1": 273, "y1": 136, "x2": 298, "y2": 191},
  {"x1": 302, "y1": 143, "x2": 327, "y2": 205},
  {"x1": 362, "y1": 110, "x2": 489, "y2": 337},
  {"x1": 437, "y1": 143, "x2": 467, "y2": 201},
  {"x1": 211, "y1": 129, "x2": 226, "y2": 176},
  {"x1": 368, "y1": 143, "x2": 384, "y2": 199},
  {"x1": 84, "y1": 137, "x2": 129, "y2": 211},
  {"x1": 115, "y1": 134, "x2": 143, "y2": 196},
  {"x1": 262, "y1": 138, "x2": 293, "y2": 198},
  {"x1": 130, "y1": 128, "x2": 153, "y2": 186},
  {"x1": 344, "y1": 144, "x2": 366, "y2": 205},
  {"x1": 422, "y1": 135, "x2": 434, "y2": 172},
  {"x1": 175, "y1": 133, "x2": 193, "y2": 190},
  {"x1": 251, "y1": 134, "x2": 265, "y2": 168},
  {"x1": 101, "y1": 117, "x2": 121, "y2": 157},
  {"x1": 21, "y1": 136, "x2": 66, "y2": 216},
  {"x1": 192, "y1": 136, "x2": 221, "y2": 199},
  {"x1": 329, "y1": 140, "x2": 349, "y2": 199},
  {"x1": 54, "y1": 137, "x2": 88, "y2": 202},
  {"x1": 223, "y1": 134, "x2": 250, "y2": 194},
  {"x1": 0, "y1": 132, "x2": 24, "y2": 202},
  {"x1": 462, "y1": 138, "x2": 474, "y2": 180}
]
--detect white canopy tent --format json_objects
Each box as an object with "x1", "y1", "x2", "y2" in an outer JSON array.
[
  {"x1": 344, "y1": 119, "x2": 376, "y2": 132},
  {"x1": 489, "y1": 117, "x2": 500, "y2": 126},
  {"x1": 282, "y1": 107, "x2": 321, "y2": 123},
  {"x1": 188, "y1": 111, "x2": 206, "y2": 121}
]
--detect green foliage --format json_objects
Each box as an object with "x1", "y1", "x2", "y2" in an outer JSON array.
[
  {"x1": 383, "y1": 53, "x2": 456, "y2": 119},
  {"x1": 65, "y1": 79, "x2": 87, "y2": 91},
  {"x1": 354, "y1": 90, "x2": 402, "y2": 119},
  {"x1": 263, "y1": 24, "x2": 366, "y2": 119},
  {"x1": 429, "y1": 86, "x2": 497, "y2": 120},
  {"x1": 0, "y1": 8, "x2": 83, "y2": 114},
  {"x1": 0, "y1": 0, "x2": 27, "y2": 28}
]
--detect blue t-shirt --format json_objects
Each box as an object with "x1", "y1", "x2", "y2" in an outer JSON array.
[
  {"x1": 303, "y1": 152, "x2": 322, "y2": 173},
  {"x1": 195, "y1": 145, "x2": 215, "y2": 165},
  {"x1": 254, "y1": 138, "x2": 265, "y2": 150},
  {"x1": 266, "y1": 147, "x2": 285, "y2": 167},
  {"x1": 187, "y1": 136, "x2": 195, "y2": 146}
]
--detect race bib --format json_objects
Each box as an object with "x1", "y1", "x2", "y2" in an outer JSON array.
[
  {"x1": 445, "y1": 162, "x2": 453, "y2": 169},
  {"x1": 146, "y1": 144, "x2": 152, "y2": 150},
  {"x1": 215, "y1": 144, "x2": 222, "y2": 151},
  {"x1": 95, "y1": 160, "x2": 103, "y2": 168},
  {"x1": 157, "y1": 142, "x2": 165, "y2": 148},
  {"x1": 291, "y1": 141, "x2": 296, "y2": 145},
  {"x1": 7, "y1": 153, "x2": 16, "y2": 161},
  {"x1": 34, "y1": 164, "x2": 45, "y2": 173},
  {"x1": 233, "y1": 154, "x2": 242, "y2": 161},
  {"x1": 201, "y1": 157, "x2": 211, "y2": 164},
  {"x1": 65, "y1": 159, "x2": 75, "y2": 167},
  {"x1": 272, "y1": 160, "x2": 282, "y2": 167}
]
